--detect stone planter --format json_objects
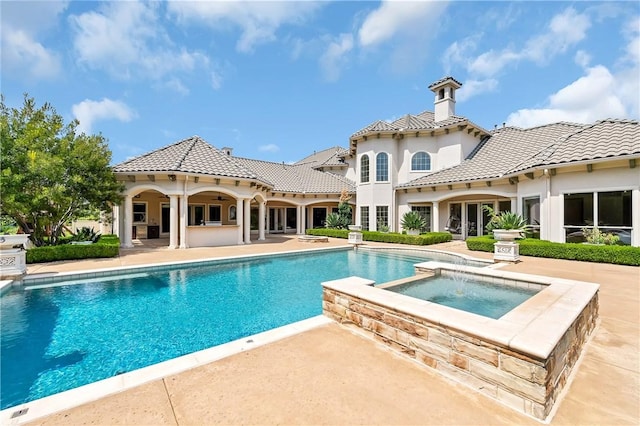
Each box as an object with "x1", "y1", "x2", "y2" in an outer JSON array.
[
  {"x1": 0, "y1": 234, "x2": 30, "y2": 277},
  {"x1": 493, "y1": 229, "x2": 523, "y2": 241},
  {"x1": 493, "y1": 229, "x2": 523, "y2": 262},
  {"x1": 406, "y1": 229, "x2": 420, "y2": 236}
]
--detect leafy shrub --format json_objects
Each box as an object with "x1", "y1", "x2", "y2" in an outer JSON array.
[
  {"x1": 307, "y1": 228, "x2": 452, "y2": 246},
  {"x1": 27, "y1": 235, "x2": 119, "y2": 263},
  {"x1": 466, "y1": 235, "x2": 640, "y2": 266},
  {"x1": 581, "y1": 227, "x2": 620, "y2": 245}
]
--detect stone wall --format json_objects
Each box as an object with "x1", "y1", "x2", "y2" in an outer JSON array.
[{"x1": 322, "y1": 282, "x2": 598, "y2": 421}]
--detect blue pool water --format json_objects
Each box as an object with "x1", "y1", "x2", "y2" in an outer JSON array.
[
  {"x1": 1, "y1": 248, "x2": 458, "y2": 409},
  {"x1": 388, "y1": 276, "x2": 540, "y2": 319}
]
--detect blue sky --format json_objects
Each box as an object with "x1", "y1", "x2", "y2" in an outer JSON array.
[{"x1": 2, "y1": 1, "x2": 638, "y2": 165}]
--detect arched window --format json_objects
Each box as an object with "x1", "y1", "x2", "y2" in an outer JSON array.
[
  {"x1": 376, "y1": 152, "x2": 388, "y2": 182},
  {"x1": 411, "y1": 152, "x2": 431, "y2": 171},
  {"x1": 360, "y1": 155, "x2": 369, "y2": 183}
]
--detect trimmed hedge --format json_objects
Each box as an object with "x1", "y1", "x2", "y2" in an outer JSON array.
[
  {"x1": 26, "y1": 235, "x2": 120, "y2": 264},
  {"x1": 466, "y1": 235, "x2": 640, "y2": 266},
  {"x1": 306, "y1": 228, "x2": 452, "y2": 246}
]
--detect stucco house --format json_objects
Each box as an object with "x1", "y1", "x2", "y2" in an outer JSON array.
[{"x1": 112, "y1": 77, "x2": 639, "y2": 247}]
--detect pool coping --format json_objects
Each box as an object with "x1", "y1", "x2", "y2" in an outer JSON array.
[{"x1": 0, "y1": 315, "x2": 333, "y2": 425}]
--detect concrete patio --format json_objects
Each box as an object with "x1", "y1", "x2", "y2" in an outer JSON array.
[{"x1": 5, "y1": 236, "x2": 638, "y2": 425}]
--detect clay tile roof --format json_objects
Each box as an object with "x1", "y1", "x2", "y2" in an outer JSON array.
[
  {"x1": 510, "y1": 119, "x2": 640, "y2": 172},
  {"x1": 295, "y1": 146, "x2": 349, "y2": 168},
  {"x1": 234, "y1": 157, "x2": 355, "y2": 194},
  {"x1": 398, "y1": 122, "x2": 587, "y2": 187},
  {"x1": 428, "y1": 76, "x2": 462, "y2": 90},
  {"x1": 112, "y1": 136, "x2": 268, "y2": 183}
]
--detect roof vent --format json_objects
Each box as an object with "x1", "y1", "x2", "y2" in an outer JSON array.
[{"x1": 222, "y1": 147, "x2": 233, "y2": 156}]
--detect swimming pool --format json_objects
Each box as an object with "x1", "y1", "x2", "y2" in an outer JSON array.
[{"x1": 1, "y1": 247, "x2": 479, "y2": 410}]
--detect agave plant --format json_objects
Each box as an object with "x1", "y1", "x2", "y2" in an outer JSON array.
[
  {"x1": 483, "y1": 205, "x2": 527, "y2": 231},
  {"x1": 401, "y1": 211, "x2": 426, "y2": 232}
]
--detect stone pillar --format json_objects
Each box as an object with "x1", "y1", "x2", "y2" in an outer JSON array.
[
  {"x1": 258, "y1": 202, "x2": 266, "y2": 241},
  {"x1": 236, "y1": 198, "x2": 244, "y2": 245},
  {"x1": 244, "y1": 199, "x2": 251, "y2": 244},
  {"x1": 432, "y1": 201, "x2": 439, "y2": 232},
  {"x1": 169, "y1": 195, "x2": 179, "y2": 249},
  {"x1": 122, "y1": 195, "x2": 134, "y2": 248}
]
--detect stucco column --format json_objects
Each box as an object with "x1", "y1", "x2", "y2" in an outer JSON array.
[
  {"x1": 244, "y1": 198, "x2": 251, "y2": 244},
  {"x1": 179, "y1": 194, "x2": 188, "y2": 249},
  {"x1": 632, "y1": 189, "x2": 639, "y2": 247},
  {"x1": 236, "y1": 198, "x2": 244, "y2": 245},
  {"x1": 301, "y1": 206, "x2": 307, "y2": 234},
  {"x1": 511, "y1": 197, "x2": 517, "y2": 213},
  {"x1": 258, "y1": 202, "x2": 266, "y2": 240},
  {"x1": 296, "y1": 206, "x2": 302, "y2": 234},
  {"x1": 169, "y1": 195, "x2": 178, "y2": 249},
  {"x1": 274, "y1": 208, "x2": 279, "y2": 232},
  {"x1": 432, "y1": 201, "x2": 439, "y2": 232},
  {"x1": 121, "y1": 195, "x2": 134, "y2": 248}
]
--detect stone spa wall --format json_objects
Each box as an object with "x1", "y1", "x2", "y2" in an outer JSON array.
[{"x1": 321, "y1": 263, "x2": 599, "y2": 421}]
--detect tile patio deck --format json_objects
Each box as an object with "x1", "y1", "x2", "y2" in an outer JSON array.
[{"x1": 4, "y1": 236, "x2": 639, "y2": 425}]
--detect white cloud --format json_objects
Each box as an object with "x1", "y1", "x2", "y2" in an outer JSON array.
[
  {"x1": 456, "y1": 79, "x2": 498, "y2": 102},
  {"x1": 574, "y1": 50, "x2": 591, "y2": 68},
  {"x1": 258, "y1": 144, "x2": 280, "y2": 153},
  {"x1": 442, "y1": 35, "x2": 480, "y2": 75},
  {"x1": 320, "y1": 33, "x2": 354, "y2": 82},
  {"x1": 161, "y1": 78, "x2": 190, "y2": 96},
  {"x1": 455, "y1": 7, "x2": 591, "y2": 80},
  {"x1": 506, "y1": 66, "x2": 627, "y2": 127},
  {"x1": 72, "y1": 98, "x2": 137, "y2": 134},
  {"x1": 69, "y1": 1, "x2": 210, "y2": 83},
  {"x1": 167, "y1": 1, "x2": 323, "y2": 53},
  {"x1": 358, "y1": 1, "x2": 447, "y2": 47},
  {"x1": 523, "y1": 7, "x2": 591, "y2": 65},
  {"x1": 0, "y1": 1, "x2": 67, "y2": 80}
]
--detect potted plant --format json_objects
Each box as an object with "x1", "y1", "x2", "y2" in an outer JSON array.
[
  {"x1": 401, "y1": 211, "x2": 426, "y2": 236},
  {"x1": 483, "y1": 206, "x2": 527, "y2": 241}
]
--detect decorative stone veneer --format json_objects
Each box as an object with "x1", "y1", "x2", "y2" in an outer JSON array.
[{"x1": 321, "y1": 262, "x2": 599, "y2": 421}]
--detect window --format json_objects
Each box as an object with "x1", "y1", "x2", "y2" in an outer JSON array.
[
  {"x1": 286, "y1": 208, "x2": 297, "y2": 229},
  {"x1": 411, "y1": 152, "x2": 431, "y2": 171},
  {"x1": 360, "y1": 206, "x2": 369, "y2": 230},
  {"x1": 229, "y1": 205, "x2": 237, "y2": 221},
  {"x1": 208, "y1": 205, "x2": 221, "y2": 222},
  {"x1": 498, "y1": 200, "x2": 511, "y2": 213},
  {"x1": 523, "y1": 197, "x2": 540, "y2": 239},
  {"x1": 189, "y1": 205, "x2": 205, "y2": 225},
  {"x1": 376, "y1": 153, "x2": 388, "y2": 182},
  {"x1": 598, "y1": 191, "x2": 631, "y2": 227},
  {"x1": 564, "y1": 190, "x2": 632, "y2": 245},
  {"x1": 360, "y1": 155, "x2": 370, "y2": 183},
  {"x1": 376, "y1": 206, "x2": 388, "y2": 230},
  {"x1": 133, "y1": 202, "x2": 147, "y2": 224},
  {"x1": 411, "y1": 206, "x2": 431, "y2": 231}
]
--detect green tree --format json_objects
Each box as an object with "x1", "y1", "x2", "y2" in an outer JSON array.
[{"x1": 0, "y1": 95, "x2": 124, "y2": 246}]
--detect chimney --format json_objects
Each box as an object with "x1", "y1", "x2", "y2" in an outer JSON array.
[
  {"x1": 428, "y1": 76, "x2": 462, "y2": 122},
  {"x1": 222, "y1": 147, "x2": 233, "y2": 156}
]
